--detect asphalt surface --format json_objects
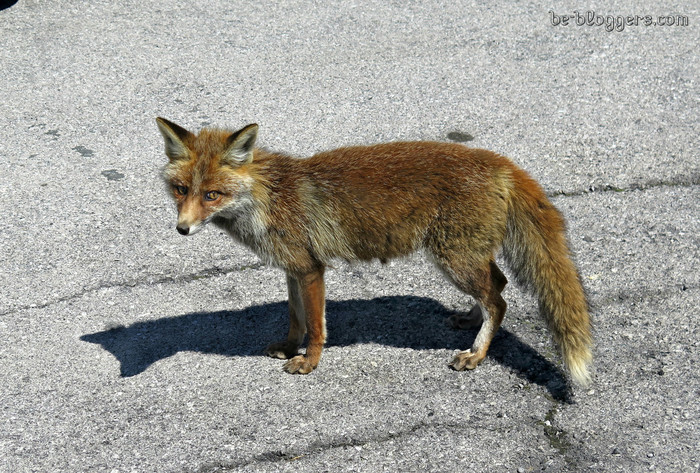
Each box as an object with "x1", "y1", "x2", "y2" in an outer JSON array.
[{"x1": 1, "y1": 1, "x2": 698, "y2": 472}]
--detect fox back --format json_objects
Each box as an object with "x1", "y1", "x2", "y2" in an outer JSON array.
[{"x1": 159, "y1": 117, "x2": 515, "y2": 274}]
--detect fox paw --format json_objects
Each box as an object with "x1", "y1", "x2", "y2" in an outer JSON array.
[
  {"x1": 447, "y1": 305, "x2": 483, "y2": 330},
  {"x1": 449, "y1": 349, "x2": 484, "y2": 371},
  {"x1": 265, "y1": 341, "x2": 300, "y2": 360},
  {"x1": 283, "y1": 355, "x2": 316, "y2": 374}
]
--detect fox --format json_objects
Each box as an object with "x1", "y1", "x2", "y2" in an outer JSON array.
[{"x1": 156, "y1": 117, "x2": 593, "y2": 386}]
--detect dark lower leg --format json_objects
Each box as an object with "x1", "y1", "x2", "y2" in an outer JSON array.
[
  {"x1": 266, "y1": 274, "x2": 306, "y2": 359},
  {"x1": 283, "y1": 266, "x2": 326, "y2": 374}
]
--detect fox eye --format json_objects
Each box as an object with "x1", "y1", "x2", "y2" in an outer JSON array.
[
  {"x1": 174, "y1": 185, "x2": 188, "y2": 196},
  {"x1": 204, "y1": 191, "x2": 220, "y2": 201}
]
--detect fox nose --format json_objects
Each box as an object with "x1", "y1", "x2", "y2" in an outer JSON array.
[{"x1": 176, "y1": 225, "x2": 189, "y2": 235}]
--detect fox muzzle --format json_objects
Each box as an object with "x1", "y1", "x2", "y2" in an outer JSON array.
[{"x1": 175, "y1": 221, "x2": 204, "y2": 236}]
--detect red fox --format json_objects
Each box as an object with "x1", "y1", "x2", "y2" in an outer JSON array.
[{"x1": 157, "y1": 118, "x2": 593, "y2": 385}]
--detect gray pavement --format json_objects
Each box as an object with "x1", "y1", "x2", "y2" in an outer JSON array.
[{"x1": 1, "y1": 1, "x2": 698, "y2": 472}]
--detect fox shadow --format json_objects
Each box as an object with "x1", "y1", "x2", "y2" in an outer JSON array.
[{"x1": 80, "y1": 295, "x2": 571, "y2": 401}]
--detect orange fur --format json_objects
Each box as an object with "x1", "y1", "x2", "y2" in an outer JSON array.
[{"x1": 157, "y1": 118, "x2": 593, "y2": 385}]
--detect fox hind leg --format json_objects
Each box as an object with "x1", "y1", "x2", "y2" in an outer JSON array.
[
  {"x1": 265, "y1": 274, "x2": 307, "y2": 359},
  {"x1": 446, "y1": 261, "x2": 507, "y2": 330},
  {"x1": 447, "y1": 304, "x2": 483, "y2": 330},
  {"x1": 436, "y1": 256, "x2": 508, "y2": 371}
]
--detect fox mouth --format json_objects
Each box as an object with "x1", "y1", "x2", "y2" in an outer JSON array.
[
  {"x1": 175, "y1": 218, "x2": 209, "y2": 236},
  {"x1": 176, "y1": 224, "x2": 201, "y2": 236}
]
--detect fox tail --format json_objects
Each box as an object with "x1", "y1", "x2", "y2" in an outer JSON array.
[{"x1": 503, "y1": 168, "x2": 593, "y2": 386}]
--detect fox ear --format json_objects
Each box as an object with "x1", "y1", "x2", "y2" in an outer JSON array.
[
  {"x1": 156, "y1": 117, "x2": 193, "y2": 161},
  {"x1": 222, "y1": 124, "x2": 258, "y2": 165}
]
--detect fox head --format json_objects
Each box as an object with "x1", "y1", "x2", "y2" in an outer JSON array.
[{"x1": 157, "y1": 117, "x2": 259, "y2": 236}]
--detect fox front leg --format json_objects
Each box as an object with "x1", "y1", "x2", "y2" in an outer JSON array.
[
  {"x1": 265, "y1": 274, "x2": 306, "y2": 359},
  {"x1": 282, "y1": 267, "x2": 326, "y2": 374}
]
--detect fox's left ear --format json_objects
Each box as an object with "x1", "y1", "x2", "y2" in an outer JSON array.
[
  {"x1": 222, "y1": 124, "x2": 258, "y2": 165},
  {"x1": 156, "y1": 117, "x2": 193, "y2": 161}
]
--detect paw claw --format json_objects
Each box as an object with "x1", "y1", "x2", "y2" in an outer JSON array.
[
  {"x1": 283, "y1": 355, "x2": 316, "y2": 374},
  {"x1": 450, "y1": 349, "x2": 483, "y2": 371}
]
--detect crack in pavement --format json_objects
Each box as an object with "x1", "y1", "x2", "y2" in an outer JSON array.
[
  {"x1": 192, "y1": 419, "x2": 510, "y2": 472},
  {"x1": 0, "y1": 262, "x2": 265, "y2": 317},
  {"x1": 538, "y1": 402, "x2": 576, "y2": 468},
  {"x1": 192, "y1": 413, "x2": 597, "y2": 472},
  {"x1": 546, "y1": 174, "x2": 699, "y2": 198},
  {"x1": 590, "y1": 283, "x2": 698, "y2": 309}
]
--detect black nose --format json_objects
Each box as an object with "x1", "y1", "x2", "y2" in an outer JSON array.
[{"x1": 176, "y1": 225, "x2": 189, "y2": 235}]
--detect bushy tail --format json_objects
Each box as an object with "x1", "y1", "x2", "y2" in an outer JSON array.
[{"x1": 503, "y1": 168, "x2": 592, "y2": 386}]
